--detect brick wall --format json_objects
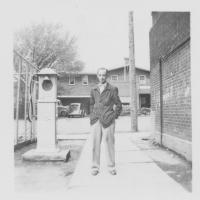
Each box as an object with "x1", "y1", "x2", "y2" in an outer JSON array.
[
  {"x1": 150, "y1": 12, "x2": 190, "y2": 68},
  {"x1": 162, "y1": 41, "x2": 191, "y2": 141},
  {"x1": 150, "y1": 12, "x2": 191, "y2": 158},
  {"x1": 150, "y1": 62, "x2": 161, "y2": 133}
]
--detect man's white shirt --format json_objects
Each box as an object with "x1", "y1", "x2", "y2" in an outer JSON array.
[{"x1": 98, "y1": 82, "x2": 107, "y2": 94}]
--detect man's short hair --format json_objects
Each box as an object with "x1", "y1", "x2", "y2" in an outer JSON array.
[{"x1": 97, "y1": 67, "x2": 108, "y2": 75}]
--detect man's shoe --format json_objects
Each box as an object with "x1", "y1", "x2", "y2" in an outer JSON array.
[
  {"x1": 109, "y1": 169, "x2": 117, "y2": 175},
  {"x1": 91, "y1": 169, "x2": 99, "y2": 176}
]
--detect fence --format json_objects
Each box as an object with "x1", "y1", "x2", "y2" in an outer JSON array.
[{"x1": 13, "y1": 50, "x2": 39, "y2": 146}]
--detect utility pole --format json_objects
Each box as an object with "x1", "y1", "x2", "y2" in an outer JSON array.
[{"x1": 129, "y1": 11, "x2": 138, "y2": 132}]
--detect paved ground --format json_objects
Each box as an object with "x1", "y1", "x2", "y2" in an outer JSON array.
[
  {"x1": 57, "y1": 116, "x2": 192, "y2": 192},
  {"x1": 15, "y1": 115, "x2": 151, "y2": 142},
  {"x1": 67, "y1": 132, "x2": 191, "y2": 200},
  {"x1": 14, "y1": 140, "x2": 85, "y2": 193},
  {"x1": 129, "y1": 133, "x2": 192, "y2": 192},
  {"x1": 57, "y1": 115, "x2": 152, "y2": 135},
  {"x1": 14, "y1": 115, "x2": 192, "y2": 196}
]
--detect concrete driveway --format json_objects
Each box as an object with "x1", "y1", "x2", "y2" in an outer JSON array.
[
  {"x1": 56, "y1": 115, "x2": 152, "y2": 135},
  {"x1": 15, "y1": 115, "x2": 152, "y2": 143}
]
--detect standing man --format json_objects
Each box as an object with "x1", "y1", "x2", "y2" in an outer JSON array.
[{"x1": 90, "y1": 67, "x2": 122, "y2": 175}]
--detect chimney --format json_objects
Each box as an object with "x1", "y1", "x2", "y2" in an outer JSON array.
[{"x1": 124, "y1": 57, "x2": 129, "y2": 66}]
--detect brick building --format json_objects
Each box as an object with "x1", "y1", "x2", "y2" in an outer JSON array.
[
  {"x1": 57, "y1": 66, "x2": 150, "y2": 114},
  {"x1": 149, "y1": 12, "x2": 191, "y2": 161}
]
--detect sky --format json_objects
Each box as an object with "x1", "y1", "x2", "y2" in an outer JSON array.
[{"x1": 12, "y1": 0, "x2": 152, "y2": 72}]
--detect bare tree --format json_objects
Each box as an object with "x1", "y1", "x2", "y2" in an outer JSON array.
[{"x1": 14, "y1": 22, "x2": 84, "y2": 72}]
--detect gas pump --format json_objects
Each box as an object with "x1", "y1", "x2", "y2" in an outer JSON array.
[{"x1": 22, "y1": 68, "x2": 70, "y2": 161}]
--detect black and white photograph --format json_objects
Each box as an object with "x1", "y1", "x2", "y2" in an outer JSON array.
[{"x1": 1, "y1": 0, "x2": 200, "y2": 199}]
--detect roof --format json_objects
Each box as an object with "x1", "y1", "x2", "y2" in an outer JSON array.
[
  {"x1": 57, "y1": 70, "x2": 96, "y2": 75},
  {"x1": 107, "y1": 65, "x2": 150, "y2": 72},
  {"x1": 57, "y1": 95, "x2": 90, "y2": 98},
  {"x1": 79, "y1": 68, "x2": 97, "y2": 74},
  {"x1": 57, "y1": 65, "x2": 150, "y2": 76}
]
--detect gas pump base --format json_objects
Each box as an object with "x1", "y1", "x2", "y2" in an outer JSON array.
[{"x1": 22, "y1": 148, "x2": 70, "y2": 161}]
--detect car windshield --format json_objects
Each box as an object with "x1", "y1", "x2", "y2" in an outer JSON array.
[{"x1": 70, "y1": 104, "x2": 79, "y2": 111}]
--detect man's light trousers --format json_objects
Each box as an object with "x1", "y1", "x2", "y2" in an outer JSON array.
[{"x1": 91, "y1": 120, "x2": 115, "y2": 170}]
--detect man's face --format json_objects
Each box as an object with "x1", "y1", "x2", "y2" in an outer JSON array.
[{"x1": 97, "y1": 69, "x2": 107, "y2": 84}]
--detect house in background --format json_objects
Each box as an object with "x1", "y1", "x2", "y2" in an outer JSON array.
[
  {"x1": 57, "y1": 63, "x2": 150, "y2": 115},
  {"x1": 149, "y1": 12, "x2": 191, "y2": 161},
  {"x1": 57, "y1": 70, "x2": 97, "y2": 114},
  {"x1": 108, "y1": 63, "x2": 150, "y2": 112}
]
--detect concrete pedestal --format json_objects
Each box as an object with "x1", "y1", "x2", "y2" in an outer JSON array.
[
  {"x1": 22, "y1": 69, "x2": 70, "y2": 162},
  {"x1": 22, "y1": 148, "x2": 70, "y2": 161}
]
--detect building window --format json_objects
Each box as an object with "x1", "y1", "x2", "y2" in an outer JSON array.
[
  {"x1": 69, "y1": 75, "x2": 75, "y2": 85},
  {"x1": 82, "y1": 75, "x2": 88, "y2": 85},
  {"x1": 139, "y1": 75, "x2": 146, "y2": 85},
  {"x1": 111, "y1": 75, "x2": 118, "y2": 81}
]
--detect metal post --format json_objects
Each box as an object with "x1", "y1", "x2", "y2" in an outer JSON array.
[
  {"x1": 24, "y1": 64, "x2": 29, "y2": 141},
  {"x1": 16, "y1": 57, "x2": 22, "y2": 143},
  {"x1": 124, "y1": 66, "x2": 126, "y2": 81},
  {"x1": 32, "y1": 79, "x2": 37, "y2": 140},
  {"x1": 29, "y1": 74, "x2": 33, "y2": 140},
  {"x1": 129, "y1": 11, "x2": 138, "y2": 132}
]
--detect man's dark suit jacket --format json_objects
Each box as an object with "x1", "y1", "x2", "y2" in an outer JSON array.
[{"x1": 89, "y1": 82, "x2": 122, "y2": 128}]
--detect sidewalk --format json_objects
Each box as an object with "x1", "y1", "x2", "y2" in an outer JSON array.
[{"x1": 67, "y1": 132, "x2": 191, "y2": 200}]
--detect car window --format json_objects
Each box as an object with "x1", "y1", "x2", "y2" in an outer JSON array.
[{"x1": 70, "y1": 105, "x2": 79, "y2": 111}]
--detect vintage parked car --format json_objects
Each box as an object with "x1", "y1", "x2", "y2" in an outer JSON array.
[
  {"x1": 68, "y1": 103, "x2": 86, "y2": 118},
  {"x1": 57, "y1": 100, "x2": 70, "y2": 117}
]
